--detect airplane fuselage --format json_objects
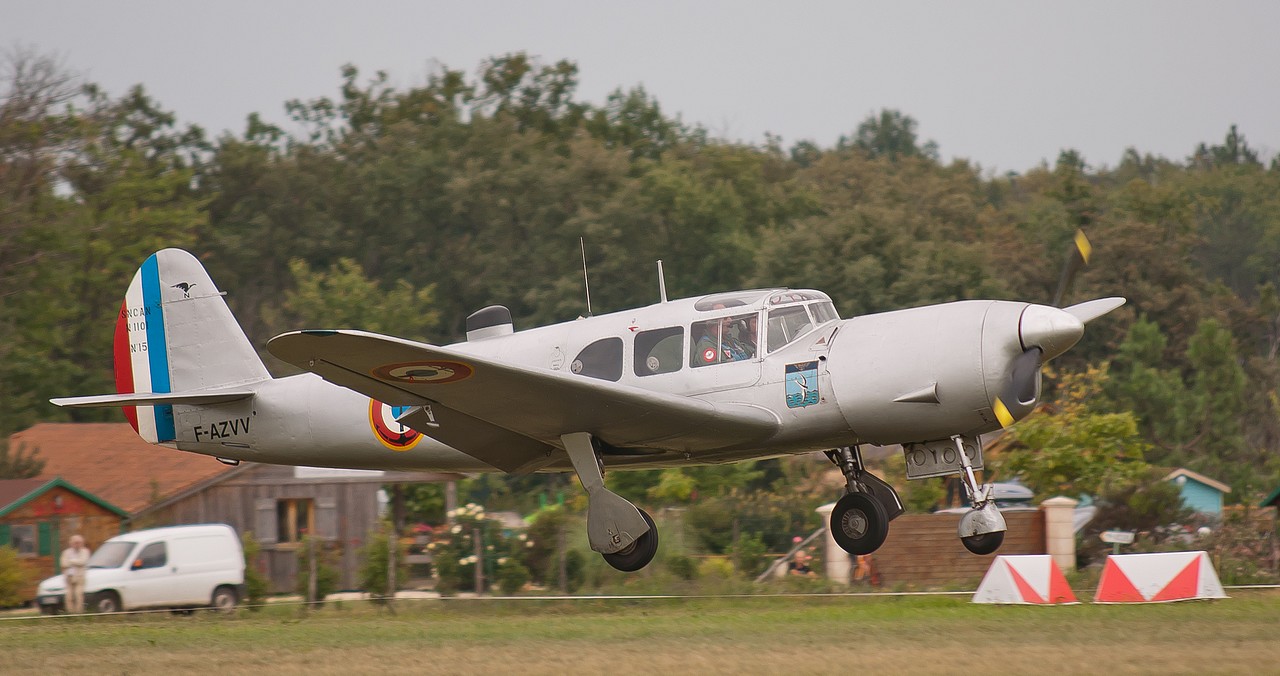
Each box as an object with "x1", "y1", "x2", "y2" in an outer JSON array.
[{"x1": 168, "y1": 288, "x2": 1037, "y2": 473}]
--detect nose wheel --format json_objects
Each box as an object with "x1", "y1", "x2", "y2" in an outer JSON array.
[
  {"x1": 830, "y1": 491, "x2": 889, "y2": 556},
  {"x1": 961, "y1": 530, "x2": 1005, "y2": 555}
]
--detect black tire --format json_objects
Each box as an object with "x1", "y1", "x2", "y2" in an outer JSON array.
[
  {"x1": 601, "y1": 508, "x2": 659, "y2": 572},
  {"x1": 961, "y1": 530, "x2": 1005, "y2": 555},
  {"x1": 830, "y1": 492, "x2": 889, "y2": 556},
  {"x1": 95, "y1": 591, "x2": 121, "y2": 614},
  {"x1": 211, "y1": 586, "x2": 238, "y2": 613}
]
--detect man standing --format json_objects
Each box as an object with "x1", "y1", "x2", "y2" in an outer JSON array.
[{"x1": 60, "y1": 534, "x2": 91, "y2": 613}]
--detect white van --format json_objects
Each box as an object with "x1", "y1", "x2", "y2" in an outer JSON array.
[{"x1": 36, "y1": 524, "x2": 245, "y2": 614}]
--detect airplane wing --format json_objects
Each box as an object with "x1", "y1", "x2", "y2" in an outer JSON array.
[{"x1": 267, "y1": 330, "x2": 780, "y2": 472}]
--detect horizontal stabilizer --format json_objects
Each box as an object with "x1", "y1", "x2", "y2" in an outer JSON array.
[{"x1": 50, "y1": 390, "x2": 255, "y2": 409}]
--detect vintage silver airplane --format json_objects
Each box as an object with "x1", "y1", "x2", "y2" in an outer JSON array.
[{"x1": 53, "y1": 247, "x2": 1123, "y2": 571}]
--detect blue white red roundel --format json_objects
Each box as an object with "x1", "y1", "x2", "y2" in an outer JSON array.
[{"x1": 369, "y1": 399, "x2": 422, "y2": 451}]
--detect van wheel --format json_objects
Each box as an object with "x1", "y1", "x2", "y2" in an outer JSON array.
[
  {"x1": 95, "y1": 591, "x2": 121, "y2": 614},
  {"x1": 212, "y1": 586, "x2": 238, "y2": 613}
]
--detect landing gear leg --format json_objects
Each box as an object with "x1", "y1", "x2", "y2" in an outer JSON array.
[
  {"x1": 952, "y1": 434, "x2": 1006, "y2": 555},
  {"x1": 824, "y1": 447, "x2": 899, "y2": 556},
  {"x1": 562, "y1": 432, "x2": 658, "y2": 572}
]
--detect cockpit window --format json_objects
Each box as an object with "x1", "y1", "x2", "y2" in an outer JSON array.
[
  {"x1": 635, "y1": 327, "x2": 683, "y2": 377},
  {"x1": 694, "y1": 290, "x2": 771, "y2": 312},
  {"x1": 768, "y1": 290, "x2": 830, "y2": 306},
  {"x1": 691, "y1": 313, "x2": 758, "y2": 367},
  {"x1": 810, "y1": 301, "x2": 840, "y2": 324},
  {"x1": 767, "y1": 306, "x2": 814, "y2": 352},
  {"x1": 570, "y1": 337, "x2": 623, "y2": 381}
]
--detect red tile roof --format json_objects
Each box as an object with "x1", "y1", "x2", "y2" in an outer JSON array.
[
  {"x1": 0, "y1": 479, "x2": 47, "y2": 512},
  {"x1": 10, "y1": 423, "x2": 234, "y2": 514}
]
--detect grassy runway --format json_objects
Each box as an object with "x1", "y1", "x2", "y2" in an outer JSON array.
[{"x1": 3, "y1": 591, "x2": 1278, "y2": 675}]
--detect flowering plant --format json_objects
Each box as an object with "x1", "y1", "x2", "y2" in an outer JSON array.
[{"x1": 427, "y1": 503, "x2": 533, "y2": 594}]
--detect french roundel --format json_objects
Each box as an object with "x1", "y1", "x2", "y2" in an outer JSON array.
[
  {"x1": 702, "y1": 347, "x2": 718, "y2": 363},
  {"x1": 369, "y1": 400, "x2": 422, "y2": 451},
  {"x1": 371, "y1": 360, "x2": 473, "y2": 384}
]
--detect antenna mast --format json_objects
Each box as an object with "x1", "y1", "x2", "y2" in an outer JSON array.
[
  {"x1": 580, "y1": 237, "x2": 593, "y2": 316},
  {"x1": 657, "y1": 260, "x2": 668, "y2": 303}
]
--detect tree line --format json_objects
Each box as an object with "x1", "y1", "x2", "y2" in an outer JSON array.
[{"x1": 5, "y1": 47, "x2": 1280, "y2": 502}]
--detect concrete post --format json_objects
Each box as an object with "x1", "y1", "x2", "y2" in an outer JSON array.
[
  {"x1": 814, "y1": 503, "x2": 850, "y2": 584},
  {"x1": 1041, "y1": 496, "x2": 1079, "y2": 572}
]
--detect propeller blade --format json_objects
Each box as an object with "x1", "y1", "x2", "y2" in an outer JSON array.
[
  {"x1": 993, "y1": 347, "x2": 1043, "y2": 428},
  {"x1": 1063, "y1": 297, "x2": 1127, "y2": 324},
  {"x1": 1051, "y1": 229, "x2": 1092, "y2": 307}
]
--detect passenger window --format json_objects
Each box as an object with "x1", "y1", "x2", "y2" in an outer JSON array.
[
  {"x1": 634, "y1": 327, "x2": 683, "y2": 376},
  {"x1": 691, "y1": 313, "x2": 758, "y2": 367},
  {"x1": 133, "y1": 542, "x2": 167, "y2": 570},
  {"x1": 767, "y1": 306, "x2": 815, "y2": 352},
  {"x1": 571, "y1": 337, "x2": 624, "y2": 381}
]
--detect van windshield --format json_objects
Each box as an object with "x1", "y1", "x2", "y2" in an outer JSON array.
[{"x1": 88, "y1": 541, "x2": 135, "y2": 569}]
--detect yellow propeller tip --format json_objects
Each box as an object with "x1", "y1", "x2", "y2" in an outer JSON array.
[{"x1": 994, "y1": 397, "x2": 1016, "y2": 428}]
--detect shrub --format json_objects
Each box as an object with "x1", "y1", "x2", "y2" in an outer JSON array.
[
  {"x1": 665, "y1": 554, "x2": 698, "y2": 581},
  {"x1": 428, "y1": 502, "x2": 542, "y2": 594},
  {"x1": 729, "y1": 532, "x2": 769, "y2": 578},
  {"x1": 698, "y1": 556, "x2": 735, "y2": 579},
  {"x1": 563, "y1": 548, "x2": 586, "y2": 592},
  {"x1": 240, "y1": 532, "x2": 269, "y2": 609},
  {"x1": 496, "y1": 558, "x2": 531, "y2": 595},
  {"x1": 295, "y1": 535, "x2": 340, "y2": 604},
  {"x1": 0, "y1": 546, "x2": 31, "y2": 608},
  {"x1": 358, "y1": 523, "x2": 410, "y2": 600}
]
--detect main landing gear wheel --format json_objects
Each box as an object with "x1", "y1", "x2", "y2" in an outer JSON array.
[
  {"x1": 830, "y1": 492, "x2": 889, "y2": 556},
  {"x1": 601, "y1": 508, "x2": 659, "y2": 572},
  {"x1": 961, "y1": 530, "x2": 1004, "y2": 555}
]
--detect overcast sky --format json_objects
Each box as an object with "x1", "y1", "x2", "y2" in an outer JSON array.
[{"x1": 4, "y1": 1, "x2": 1278, "y2": 174}]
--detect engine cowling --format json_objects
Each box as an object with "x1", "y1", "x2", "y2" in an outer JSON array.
[{"x1": 826, "y1": 300, "x2": 1083, "y2": 445}]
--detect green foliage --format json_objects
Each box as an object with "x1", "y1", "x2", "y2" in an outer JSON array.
[
  {"x1": 665, "y1": 553, "x2": 698, "y2": 581},
  {"x1": 358, "y1": 522, "x2": 410, "y2": 599},
  {"x1": 685, "y1": 486, "x2": 824, "y2": 557},
  {"x1": 728, "y1": 532, "x2": 769, "y2": 578},
  {"x1": 1201, "y1": 509, "x2": 1279, "y2": 585},
  {"x1": 295, "y1": 536, "x2": 340, "y2": 603},
  {"x1": 998, "y1": 365, "x2": 1151, "y2": 498},
  {"x1": 6, "y1": 45, "x2": 1280, "y2": 509},
  {"x1": 840, "y1": 109, "x2": 939, "y2": 161},
  {"x1": 1077, "y1": 471, "x2": 1195, "y2": 566},
  {"x1": 0, "y1": 442, "x2": 44, "y2": 479},
  {"x1": 0, "y1": 545, "x2": 31, "y2": 607},
  {"x1": 427, "y1": 502, "x2": 539, "y2": 594},
  {"x1": 496, "y1": 558, "x2": 531, "y2": 595},
  {"x1": 240, "y1": 531, "x2": 269, "y2": 609},
  {"x1": 697, "y1": 556, "x2": 735, "y2": 579},
  {"x1": 562, "y1": 548, "x2": 586, "y2": 593},
  {"x1": 279, "y1": 257, "x2": 440, "y2": 338}
]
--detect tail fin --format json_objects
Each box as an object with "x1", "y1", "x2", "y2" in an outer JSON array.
[{"x1": 58, "y1": 249, "x2": 269, "y2": 443}]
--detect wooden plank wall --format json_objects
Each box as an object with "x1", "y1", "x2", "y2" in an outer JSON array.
[
  {"x1": 868, "y1": 510, "x2": 1045, "y2": 588},
  {"x1": 138, "y1": 465, "x2": 385, "y2": 592}
]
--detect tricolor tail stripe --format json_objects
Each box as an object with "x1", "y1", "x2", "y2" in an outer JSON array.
[
  {"x1": 112, "y1": 299, "x2": 139, "y2": 432},
  {"x1": 140, "y1": 254, "x2": 175, "y2": 442}
]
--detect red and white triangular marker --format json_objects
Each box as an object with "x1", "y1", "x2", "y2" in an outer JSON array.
[
  {"x1": 972, "y1": 555, "x2": 1078, "y2": 605},
  {"x1": 1094, "y1": 551, "x2": 1227, "y2": 603}
]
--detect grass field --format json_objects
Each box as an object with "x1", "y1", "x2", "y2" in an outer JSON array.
[{"x1": 3, "y1": 591, "x2": 1278, "y2": 675}]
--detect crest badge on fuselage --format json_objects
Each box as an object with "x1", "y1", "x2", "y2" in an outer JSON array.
[{"x1": 785, "y1": 361, "x2": 820, "y2": 408}]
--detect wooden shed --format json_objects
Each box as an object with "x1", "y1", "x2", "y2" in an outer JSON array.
[
  {"x1": 12, "y1": 423, "x2": 459, "y2": 593},
  {"x1": 0, "y1": 477, "x2": 128, "y2": 601},
  {"x1": 132, "y1": 464, "x2": 458, "y2": 592},
  {"x1": 1163, "y1": 468, "x2": 1232, "y2": 515}
]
